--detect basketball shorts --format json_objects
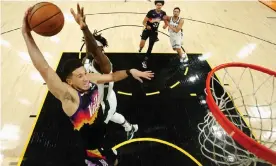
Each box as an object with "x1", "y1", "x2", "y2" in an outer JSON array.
[
  {"x1": 84, "y1": 59, "x2": 118, "y2": 124},
  {"x1": 141, "y1": 29, "x2": 158, "y2": 41},
  {"x1": 85, "y1": 148, "x2": 117, "y2": 166},
  {"x1": 103, "y1": 90, "x2": 117, "y2": 124},
  {"x1": 170, "y1": 33, "x2": 183, "y2": 49}
]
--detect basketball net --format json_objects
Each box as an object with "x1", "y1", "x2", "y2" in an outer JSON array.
[{"x1": 198, "y1": 63, "x2": 276, "y2": 166}]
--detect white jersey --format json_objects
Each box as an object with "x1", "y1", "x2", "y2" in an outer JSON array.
[
  {"x1": 168, "y1": 17, "x2": 182, "y2": 36},
  {"x1": 84, "y1": 58, "x2": 117, "y2": 124}
]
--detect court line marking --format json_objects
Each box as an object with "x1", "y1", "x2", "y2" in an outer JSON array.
[
  {"x1": 2, "y1": 11, "x2": 276, "y2": 46},
  {"x1": 78, "y1": 51, "x2": 82, "y2": 59},
  {"x1": 112, "y1": 137, "x2": 203, "y2": 166},
  {"x1": 117, "y1": 91, "x2": 132, "y2": 96},
  {"x1": 184, "y1": 67, "x2": 189, "y2": 75},
  {"x1": 205, "y1": 60, "x2": 258, "y2": 141},
  {"x1": 170, "y1": 81, "x2": 180, "y2": 89},
  {"x1": 17, "y1": 52, "x2": 63, "y2": 166},
  {"x1": 190, "y1": 93, "x2": 197, "y2": 96},
  {"x1": 146, "y1": 91, "x2": 160, "y2": 96}
]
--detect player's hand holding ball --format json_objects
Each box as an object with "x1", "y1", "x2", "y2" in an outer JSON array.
[
  {"x1": 23, "y1": 2, "x2": 65, "y2": 37},
  {"x1": 146, "y1": 25, "x2": 152, "y2": 30},
  {"x1": 22, "y1": 7, "x2": 33, "y2": 35},
  {"x1": 130, "y1": 69, "x2": 154, "y2": 83}
]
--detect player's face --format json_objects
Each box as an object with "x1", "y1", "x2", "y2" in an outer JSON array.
[
  {"x1": 155, "y1": 3, "x2": 163, "y2": 11},
  {"x1": 173, "y1": 9, "x2": 180, "y2": 17},
  {"x1": 68, "y1": 66, "x2": 90, "y2": 91}
]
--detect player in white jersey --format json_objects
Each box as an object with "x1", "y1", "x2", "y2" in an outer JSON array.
[
  {"x1": 82, "y1": 32, "x2": 138, "y2": 140},
  {"x1": 165, "y1": 7, "x2": 188, "y2": 63}
]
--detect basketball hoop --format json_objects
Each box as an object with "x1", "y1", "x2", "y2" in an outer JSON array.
[{"x1": 198, "y1": 62, "x2": 276, "y2": 165}]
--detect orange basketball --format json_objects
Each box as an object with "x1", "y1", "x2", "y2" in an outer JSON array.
[{"x1": 28, "y1": 2, "x2": 64, "y2": 37}]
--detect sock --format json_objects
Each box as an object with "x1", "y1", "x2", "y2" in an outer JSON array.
[
  {"x1": 110, "y1": 113, "x2": 132, "y2": 131},
  {"x1": 182, "y1": 53, "x2": 187, "y2": 58}
]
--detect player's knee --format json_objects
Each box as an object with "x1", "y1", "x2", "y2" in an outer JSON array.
[{"x1": 140, "y1": 40, "x2": 145, "y2": 47}]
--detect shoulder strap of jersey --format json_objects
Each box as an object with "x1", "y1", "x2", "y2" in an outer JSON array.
[{"x1": 177, "y1": 17, "x2": 181, "y2": 23}]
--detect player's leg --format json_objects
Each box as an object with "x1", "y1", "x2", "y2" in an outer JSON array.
[
  {"x1": 104, "y1": 91, "x2": 138, "y2": 140},
  {"x1": 139, "y1": 29, "x2": 150, "y2": 68},
  {"x1": 171, "y1": 34, "x2": 188, "y2": 63},
  {"x1": 146, "y1": 31, "x2": 158, "y2": 56},
  {"x1": 170, "y1": 35, "x2": 178, "y2": 57},
  {"x1": 155, "y1": 32, "x2": 159, "y2": 42},
  {"x1": 139, "y1": 40, "x2": 146, "y2": 53},
  {"x1": 176, "y1": 48, "x2": 187, "y2": 63},
  {"x1": 139, "y1": 29, "x2": 149, "y2": 53},
  {"x1": 110, "y1": 112, "x2": 138, "y2": 140},
  {"x1": 180, "y1": 33, "x2": 188, "y2": 62},
  {"x1": 142, "y1": 31, "x2": 158, "y2": 68}
]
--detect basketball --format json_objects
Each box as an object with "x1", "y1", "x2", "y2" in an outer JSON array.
[{"x1": 27, "y1": 2, "x2": 64, "y2": 37}]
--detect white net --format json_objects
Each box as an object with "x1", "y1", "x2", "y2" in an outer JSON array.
[{"x1": 198, "y1": 65, "x2": 276, "y2": 166}]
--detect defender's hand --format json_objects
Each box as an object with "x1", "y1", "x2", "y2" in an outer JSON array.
[
  {"x1": 70, "y1": 3, "x2": 87, "y2": 30},
  {"x1": 130, "y1": 69, "x2": 154, "y2": 83}
]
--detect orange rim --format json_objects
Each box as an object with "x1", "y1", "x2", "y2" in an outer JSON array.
[{"x1": 205, "y1": 62, "x2": 276, "y2": 164}]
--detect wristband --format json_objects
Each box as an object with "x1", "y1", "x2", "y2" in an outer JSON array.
[{"x1": 126, "y1": 70, "x2": 131, "y2": 76}]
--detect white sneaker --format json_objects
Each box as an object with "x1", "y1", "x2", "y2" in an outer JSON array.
[
  {"x1": 142, "y1": 61, "x2": 147, "y2": 68},
  {"x1": 180, "y1": 53, "x2": 188, "y2": 63},
  {"x1": 180, "y1": 57, "x2": 184, "y2": 63},
  {"x1": 126, "y1": 124, "x2": 138, "y2": 140}
]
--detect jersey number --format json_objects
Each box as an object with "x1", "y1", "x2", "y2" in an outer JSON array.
[{"x1": 153, "y1": 22, "x2": 159, "y2": 28}]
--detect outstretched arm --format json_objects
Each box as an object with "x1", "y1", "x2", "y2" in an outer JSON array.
[
  {"x1": 71, "y1": 3, "x2": 111, "y2": 74},
  {"x1": 88, "y1": 69, "x2": 154, "y2": 84},
  {"x1": 22, "y1": 8, "x2": 73, "y2": 102},
  {"x1": 82, "y1": 26, "x2": 111, "y2": 74}
]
